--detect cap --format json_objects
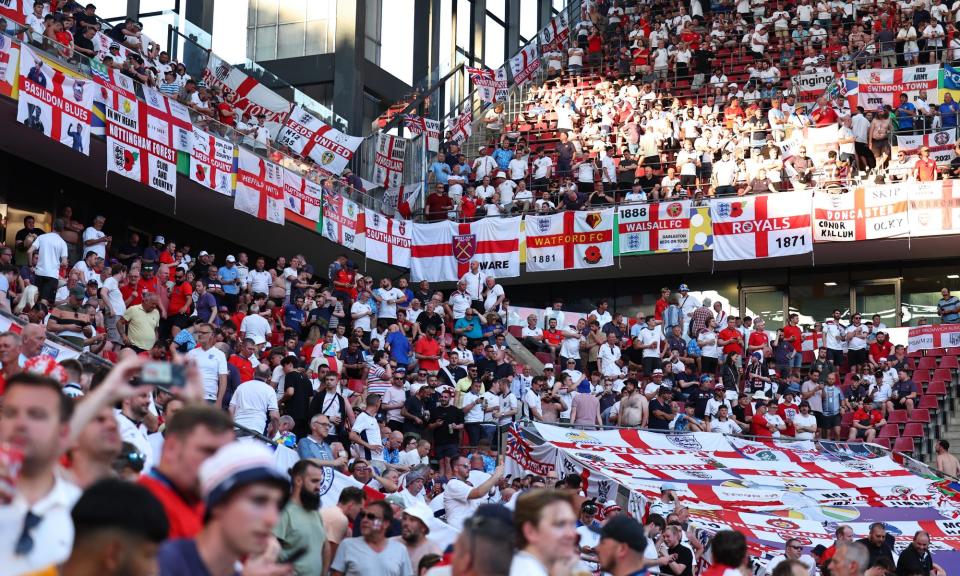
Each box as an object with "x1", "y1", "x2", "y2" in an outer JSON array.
[
  {"x1": 662, "y1": 482, "x2": 679, "y2": 492},
  {"x1": 543, "y1": 363, "x2": 554, "y2": 370},
  {"x1": 69, "y1": 285, "x2": 86, "y2": 299},
  {"x1": 200, "y1": 441, "x2": 289, "y2": 510},
  {"x1": 652, "y1": 369, "x2": 664, "y2": 375},
  {"x1": 198, "y1": 250, "x2": 209, "y2": 257},
  {"x1": 385, "y1": 493, "x2": 407, "y2": 510},
  {"x1": 599, "y1": 500, "x2": 623, "y2": 520},
  {"x1": 768, "y1": 369, "x2": 777, "y2": 376},
  {"x1": 402, "y1": 502, "x2": 433, "y2": 533},
  {"x1": 753, "y1": 390, "x2": 768, "y2": 400},
  {"x1": 23, "y1": 355, "x2": 68, "y2": 384},
  {"x1": 153, "y1": 235, "x2": 165, "y2": 244},
  {"x1": 495, "y1": 171, "x2": 507, "y2": 179},
  {"x1": 226, "y1": 255, "x2": 236, "y2": 263},
  {"x1": 678, "y1": 283, "x2": 690, "y2": 292},
  {"x1": 600, "y1": 514, "x2": 647, "y2": 554},
  {"x1": 412, "y1": 383, "x2": 426, "y2": 394},
  {"x1": 714, "y1": 383, "x2": 725, "y2": 390}
]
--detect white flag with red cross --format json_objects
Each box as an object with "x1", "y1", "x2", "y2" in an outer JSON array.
[
  {"x1": 909, "y1": 180, "x2": 960, "y2": 237},
  {"x1": 617, "y1": 200, "x2": 691, "y2": 254},
  {"x1": 448, "y1": 109, "x2": 473, "y2": 145},
  {"x1": 403, "y1": 115, "x2": 441, "y2": 152},
  {"x1": 363, "y1": 210, "x2": 411, "y2": 268},
  {"x1": 234, "y1": 148, "x2": 284, "y2": 225},
  {"x1": 409, "y1": 217, "x2": 522, "y2": 282},
  {"x1": 812, "y1": 185, "x2": 908, "y2": 242},
  {"x1": 140, "y1": 84, "x2": 194, "y2": 153},
  {"x1": 202, "y1": 51, "x2": 292, "y2": 134},
  {"x1": 509, "y1": 41, "x2": 541, "y2": 86},
  {"x1": 275, "y1": 104, "x2": 364, "y2": 175},
  {"x1": 524, "y1": 209, "x2": 614, "y2": 272},
  {"x1": 106, "y1": 115, "x2": 177, "y2": 197},
  {"x1": 282, "y1": 169, "x2": 321, "y2": 222},
  {"x1": 190, "y1": 127, "x2": 235, "y2": 196},
  {"x1": 538, "y1": 11, "x2": 569, "y2": 53},
  {"x1": 710, "y1": 192, "x2": 812, "y2": 262},
  {"x1": 373, "y1": 133, "x2": 406, "y2": 188}
]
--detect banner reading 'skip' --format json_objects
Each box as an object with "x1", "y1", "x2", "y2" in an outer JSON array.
[
  {"x1": 853, "y1": 65, "x2": 938, "y2": 111},
  {"x1": 812, "y1": 185, "x2": 909, "y2": 242},
  {"x1": 410, "y1": 217, "x2": 522, "y2": 282},
  {"x1": 711, "y1": 192, "x2": 812, "y2": 262},
  {"x1": 105, "y1": 109, "x2": 177, "y2": 197},
  {"x1": 524, "y1": 209, "x2": 613, "y2": 272},
  {"x1": 190, "y1": 127, "x2": 235, "y2": 196},
  {"x1": 17, "y1": 45, "x2": 93, "y2": 155},
  {"x1": 203, "y1": 52, "x2": 292, "y2": 135},
  {"x1": 616, "y1": 200, "x2": 691, "y2": 255},
  {"x1": 275, "y1": 105, "x2": 363, "y2": 175},
  {"x1": 234, "y1": 148, "x2": 284, "y2": 225}
]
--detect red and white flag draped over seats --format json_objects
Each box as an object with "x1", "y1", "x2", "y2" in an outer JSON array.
[
  {"x1": 710, "y1": 192, "x2": 812, "y2": 261},
  {"x1": 275, "y1": 104, "x2": 364, "y2": 175},
  {"x1": 321, "y1": 192, "x2": 365, "y2": 252},
  {"x1": 190, "y1": 128, "x2": 235, "y2": 196},
  {"x1": 234, "y1": 148, "x2": 284, "y2": 225},
  {"x1": 524, "y1": 209, "x2": 614, "y2": 272},
  {"x1": 283, "y1": 169, "x2": 321, "y2": 222},
  {"x1": 409, "y1": 217, "x2": 522, "y2": 282},
  {"x1": 17, "y1": 45, "x2": 94, "y2": 155}
]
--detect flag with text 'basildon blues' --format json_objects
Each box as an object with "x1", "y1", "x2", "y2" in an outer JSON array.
[
  {"x1": 234, "y1": 148, "x2": 284, "y2": 225},
  {"x1": 812, "y1": 185, "x2": 909, "y2": 242},
  {"x1": 710, "y1": 192, "x2": 812, "y2": 262},
  {"x1": 409, "y1": 217, "x2": 522, "y2": 282},
  {"x1": 910, "y1": 180, "x2": 960, "y2": 237},
  {"x1": 524, "y1": 209, "x2": 614, "y2": 272},
  {"x1": 617, "y1": 200, "x2": 691, "y2": 254},
  {"x1": 363, "y1": 210, "x2": 411, "y2": 268},
  {"x1": 282, "y1": 169, "x2": 321, "y2": 222},
  {"x1": 189, "y1": 127, "x2": 235, "y2": 196},
  {"x1": 17, "y1": 44, "x2": 94, "y2": 155},
  {"x1": 320, "y1": 192, "x2": 364, "y2": 252},
  {"x1": 105, "y1": 114, "x2": 177, "y2": 197},
  {"x1": 275, "y1": 104, "x2": 364, "y2": 175}
]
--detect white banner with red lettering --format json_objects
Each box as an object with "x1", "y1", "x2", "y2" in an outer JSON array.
[
  {"x1": 140, "y1": 85, "x2": 193, "y2": 153},
  {"x1": 525, "y1": 209, "x2": 614, "y2": 272},
  {"x1": 275, "y1": 104, "x2": 363, "y2": 175},
  {"x1": 710, "y1": 192, "x2": 812, "y2": 262},
  {"x1": 812, "y1": 185, "x2": 909, "y2": 242},
  {"x1": 17, "y1": 45, "x2": 93, "y2": 155},
  {"x1": 234, "y1": 148, "x2": 284, "y2": 225},
  {"x1": 897, "y1": 129, "x2": 957, "y2": 165},
  {"x1": 907, "y1": 324, "x2": 960, "y2": 352},
  {"x1": 0, "y1": 35, "x2": 18, "y2": 98},
  {"x1": 409, "y1": 217, "x2": 522, "y2": 282},
  {"x1": 538, "y1": 11, "x2": 570, "y2": 54},
  {"x1": 617, "y1": 200, "x2": 690, "y2": 254},
  {"x1": 509, "y1": 41, "x2": 541, "y2": 86},
  {"x1": 282, "y1": 169, "x2": 321, "y2": 222},
  {"x1": 795, "y1": 68, "x2": 835, "y2": 102},
  {"x1": 372, "y1": 133, "x2": 406, "y2": 188},
  {"x1": 189, "y1": 128, "x2": 235, "y2": 196},
  {"x1": 403, "y1": 115, "x2": 441, "y2": 153},
  {"x1": 321, "y1": 192, "x2": 364, "y2": 252},
  {"x1": 363, "y1": 210, "x2": 411, "y2": 267},
  {"x1": 203, "y1": 52, "x2": 291, "y2": 134},
  {"x1": 854, "y1": 65, "x2": 939, "y2": 110},
  {"x1": 106, "y1": 114, "x2": 177, "y2": 197},
  {"x1": 909, "y1": 180, "x2": 960, "y2": 236}
]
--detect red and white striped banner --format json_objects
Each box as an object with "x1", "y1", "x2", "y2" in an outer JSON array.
[
  {"x1": 203, "y1": 51, "x2": 292, "y2": 133},
  {"x1": 524, "y1": 210, "x2": 614, "y2": 272},
  {"x1": 909, "y1": 180, "x2": 960, "y2": 237},
  {"x1": 447, "y1": 109, "x2": 473, "y2": 145},
  {"x1": 106, "y1": 114, "x2": 177, "y2": 197},
  {"x1": 854, "y1": 65, "x2": 939, "y2": 110}
]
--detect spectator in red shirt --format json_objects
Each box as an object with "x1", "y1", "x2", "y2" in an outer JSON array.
[
  {"x1": 811, "y1": 97, "x2": 839, "y2": 126},
  {"x1": 167, "y1": 268, "x2": 193, "y2": 336},
  {"x1": 869, "y1": 332, "x2": 893, "y2": 368},
  {"x1": 653, "y1": 287, "x2": 671, "y2": 321},
  {"x1": 228, "y1": 338, "x2": 259, "y2": 383},
  {"x1": 777, "y1": 391, "x2": 800, "y2": 437},
  {"x1": 718, "y1": 317, "x2": 744, "y2": 356},
  {"x1": 425, "y1": 184, "x2": 453, "y2": 222},
  {"x1": 848, "y1": 400, "x2": 886, "y2": 442},
  {"x1": 782, "y1": 313, "x2": 803, "y2": 376},
  {"x1": 913, "y1": 147, "x2": 939, "y2": 181},
  {"x1": 136, "y1": 265, "x2": 163, "y2": 309},
  {"x1": 751, "y1": 401, "x2": 774, "y2": 437},
  {"x1": 747, "y1": 318, "x2": 771, "y2": 358},
  {"x1": 414, "y1": 324, "x2": 442, "y2": 372}
]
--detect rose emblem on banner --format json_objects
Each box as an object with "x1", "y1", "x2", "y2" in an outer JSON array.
[
  {"x1": 583, "y1": 245, "x2": 602, "y2": 264},
  {"x1": 666, "y1": 202, "x2": 683, "y2": 217}
]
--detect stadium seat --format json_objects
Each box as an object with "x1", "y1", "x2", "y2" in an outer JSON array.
[
  {"x1": 927, "y1": 347, "x2": 945, "y2": 357},
  {"x1": 917, "y1": 395, "x2": 940, "y2": 412},
  {"x1": 908, "y1": 349, "x2": 923, "y2": 358},
  {"x1": 939, "y1": 356, "x2": 959, "y2": 370},
  {"x1": 877, "y1": 424, "x2": 900, "y2": 439},
  {"x1": 873, "y1": 438, "x2": 892, "y2": 449},
  {"x1": 932, "y1": 368, "x2": 954, "y2": 382},
  {"x1": 841, "y1": 412, "x2": 854, "y2": 427},
  {"x1": 893, "y1": 437, "x2": 915, "y2": 453},
  {"x1": 916, "y1": 356, "x2": 938, "y2": 371},
  {"x1": 925, "y1": 381, "x2": 948, "y2": 397},
  {"x1": 535, "y1": 352, "x2": 554, "y2": 365},
  {"x1": 886, "y1": 410, "x2": 907, "y2": 425},
  {"x1": 901, "y1": 423, "x2": 924, "y2": 438},
  {"x1": 508, "y1": 326, "x2": 522, "y2": 339},
  {"x1": 908, "y1": 409, "x2": 931, "y2": 424},
  {"x1": 914, "y1": 372, "x2": 931, "y2": 386}
]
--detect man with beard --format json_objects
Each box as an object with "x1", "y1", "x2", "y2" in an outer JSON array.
[
  {"x1": 393, "y1": 502, "x2": 441, "y2": 571},
  {"x1": 331, "y1": 500, "x2": 413, "y2": 576},
  {"x1": 275, "y1": 459, "x2": 330, "y2": 576},
  {"x1": 595, "y1": 515, "x2": 649, "y2": 576},
  {"x1": 69, "y1": 405, "x2": 123, "y2": 488}
]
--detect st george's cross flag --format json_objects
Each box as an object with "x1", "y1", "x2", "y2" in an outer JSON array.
[
  {"x1": 409, "y1": 217, "x2": 522, "y2": 282},
  {"x1": 234, "y1": 148, "x2": 284, "y2": 225},
  {"x1": 403, "y1": 114, "x2": 441, "y2": 152},
  {"x1": 140, "y1": 84, "x2": 194, "y2": 153},
  {"x1": 538, "y1": 11, "x2": 569, "y2": 53},
  {"x1": 468, "y1": 66, "x2": 508, "y2": 103},
  {"x1": 105, "y1": 113, "x2": 177, "y2": 197},
  {"x1": 448, "y1": 109, "x2": 473, "y2": 145},
  {"x1": 812, "y1": 185, "x2": 908, "y2": 242},
  {"x1": 17, "y1": 45, "x2": 94, "y2": 155},
  {"x1": 364, "y1": 210, "x2": 412, "y2": 267},
  {"x1": 321, "y1": 192, "x2": 365, "y2": 252},
  {"x1": 524, "y1": 209, "x2": 614, "y2": 272},
  {"x1": 203, "y1": 51, "x2": 292, "y2": 133},
  {"x1": 283, "y1": 169, "x2": 321, "y2": 222},
  {"x1": 90, "y1": 59, "x2": 137, "y2": 136},
  {"x1": 190, "y1": 127, "x2": 235, "y2": 196},
  {"x1": 275, "y1": 104, "x2": 364, "y2": 175},
  {"x1": 909, "y1": 180, "x2": 960, "y2": 237},
  {"x1": 509, "y1": 41, "x2": 541, "y2": 86},
  {"x1": 372, "y1": 133, "x2": 406, "y2": 188},
  {"x1": 710, "y1": 191, "x2": 812, "y2": 262}
]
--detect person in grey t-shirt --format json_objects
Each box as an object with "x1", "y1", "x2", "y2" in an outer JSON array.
[{"x1": 331, "y1": 500, "x2": 413, "y2": 576}]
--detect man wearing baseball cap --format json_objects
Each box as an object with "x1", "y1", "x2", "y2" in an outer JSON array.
[
  {"x1": 596, "y1": 515, "x2": 648, "y2": 576},
  {"x1": 157, "y1": 441, "x2": 290, "y2": 575}
]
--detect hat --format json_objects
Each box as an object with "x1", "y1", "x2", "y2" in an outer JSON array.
[
  {"x1": 200, "y1": 441, "x2": 289, "y2": 510},
  {"x1": 678, "y1": 283, "x2": 690, "y2": 292},
  {"x1": 411, "y1": 383, "x2": 427, "y2": 394},
  {"x1": 768, "y1": 369, "x2": 777, "y2": 376},
  {"x1": 23, "y1": 355, "x2": 68, "y2": 384},
  {"x1": 729, "y1": 83, "x2": 738, "y2": 88},
  {"x1": 153, "y1": 235, "x2": 165, "y2": 244},
  {"x1": 385, "y1": 493, "x2": 407, "y2": 510},
  {"x1": 599, "y1": 500, "x2": 623, "y2": 520},
  {"x1": 69, "y1": 286, "x2": 85, "y2": 299},
  {"x1": 198, "y1": 250, "x2": 209, "y2": 257},
  {"x1": 543, "y1": 363, "x2": 554, "y2": 370},
  {"x1": 343, "y1": 168, "x2": 353, "y2": 175},
  {"x1": 753, "y1": 390, "x2": 768, "y2": 400},
  {"x1": 600, "y1": 515, "x2": 648, "y2": 553},
  {"x1": 495, "y1": 171, "x2": 507, "y2": 179},
  {"x1": 652, "y1": 369, "x2": 664, "y2": 375},
  {"x1": 880, "y1": 357, "x2": 889, "y2": 363},
  {"x1": 662, "y1": 482, "x2": 679, "y2": 492},
  {"x1": 226, "y1": 255, "x2": 236, "y2": 263},
  {"x1": 402, "y1": 502, "x2": 433, "y2": 533},
  {"x1": 714, "y1": 383, "x2": 725, "y2": 390}
]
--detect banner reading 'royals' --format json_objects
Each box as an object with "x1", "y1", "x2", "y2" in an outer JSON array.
[
  {"x1": 616, "y1": 200, "x2": 691, "y2": 254},
  {"x1": 283, "y1": 170, "x2": 321, "y2": 223},
  {"x1": 189, "y1": 128, "x2": 235, "y2": 196},
  {"x1": 320, "y1": 192, "x2": 364, "y2": 252},
  {"x1": 275, "y1": 104, "x2": 364, "y2": 175},
  {"x1": 524, "y1": 209, "x2": 613, "y2": 272},
  {"x1": 364, "y1": 210, "x2": 411, "y2": 268},
  {"x1": 711, "y1": 191, "x2": 812, "y2": 261},
  {"x1": 105, "y1": 111, "x2": 177, "y2": 197},
  {"x1": 17, "y1": 45, "x2": 93, "y2": 155},
  {"x1": 812, "y1": 185, "x2": 909, "y2": 242},
  {"x1": 372, "y1": 133, "x2": 406, "y2": 189},
  {"x1": 234, "y1": 148, "x2": 284, "y2": 225},
  {"x1": 409, "y1": 217, "x2": 522, "y2": 282}
]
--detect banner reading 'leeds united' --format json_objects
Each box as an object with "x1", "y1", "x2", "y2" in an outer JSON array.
[
  {"x1": 617, "y1": 200, "x2": 690, "y2": 254},
  {"x1": 275, "y1": 105, "x2": 364, "y2": 175},
  {"x1": 189, "y1": 128, "x2": 235, "y2": 196},
  {"x1": 812, "y1": 185, "x2": 909, "y2": 242},
  {"x1": 711, "y1": 192, "x2": 812, "y2": 262},
  {"x1": 524, "y1": 209, "x2": 613, "y2": 272},
  {"x1": 17, "y1": 45, "x2": 93, "y2": 155},
  {"x1": 409, "y1": 217, "x2": 522, "y2": 282},
  {"x1": 234, "y1": 148, "x2": 284, "y2": 225}
]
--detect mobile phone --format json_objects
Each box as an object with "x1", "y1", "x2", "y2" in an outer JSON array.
[
  {"x1": 140, "y1": 362, "x2": 187, "y2": 388},
  {"x1": 283, "y1": 547, "x2": 308, "y2": 564}
]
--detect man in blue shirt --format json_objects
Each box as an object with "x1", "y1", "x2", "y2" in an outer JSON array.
[
  {"x1": 938, "y1": 287, "x2": 960, "y2": 323},
  {"x1": 284, "y1": 294, "x2": 306, "y2": 337},
  {"x1": 896, "y1": 93, "x2": 917, "y2": 134},
  {"x1": 940, "y1": 93, "x2": 960, "y2": 128},
  {"x1": 218, "y1": 255, "x2": 240, "y2": 311},
  {"x1": 492, "y1": 141, "x2": 514, "y2": 170},
  {"x1": 430, "y1": 152, "x2": 453, "y2": 185},
  {"x1": 384, "y1": 324, "x2": 412, "y2": 369}
]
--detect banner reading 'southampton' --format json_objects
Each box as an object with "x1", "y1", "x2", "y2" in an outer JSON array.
[
  {"x1": 409, "y1": 217, "x2": 522, "y2": 282},
  {"x1": 364, "y1": 210, "x2": 411, "y2": 268},
  {"x1": 17, "y1": 45, "x2": 93, "y2": 155},
  {"x1": 812, "y1": 185, "x2": 909, "y2": 242},
  {"x1": 275, "y1": 104, "x2": 364, "y2": 175},
  {"x1": 372, "y1": 133, "x2": 406, "y2": 189},
  {"x1": 189, "y1": 128, "x2": 235, "y2": 196},
  {"x1": 616, "y1": 200, "x2": 690, "y2": 255},
  {"x1": 105, "y1": 110, "x2": 177, "y2": 197},
  {"x1": 524, "y1": 209, "x2": 613, "y2": 272},
  {"x1": 234, "y1": 148, "x2": 284, "y2": 225},
  {"x1": 711, "y1": 192, "x2": 812, "y2": 262}
]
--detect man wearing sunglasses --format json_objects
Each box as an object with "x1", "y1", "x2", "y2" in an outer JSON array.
[
  {"x1": 767, "y1": 538, "x2": 817, "y2": 576},
  {"x1": 331, "y1": 500, "x2": 413, "y2": 576}
]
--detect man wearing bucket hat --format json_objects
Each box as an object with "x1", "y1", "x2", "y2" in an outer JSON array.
[
  {"x1": 393, "y1": 502, "x2": 441, "y2": 571},
  {"x1": 157, "y1": 441, "x2": 290, "y2": 575}
]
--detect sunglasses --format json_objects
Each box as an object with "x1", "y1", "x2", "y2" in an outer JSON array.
[{"x1": 361, "y1": 512, "x2": 383, "y2": 521}]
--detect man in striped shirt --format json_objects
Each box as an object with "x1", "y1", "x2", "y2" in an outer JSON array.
[
  {"x1": 366, "y1": 350, "x2": 394, "y2": 396},
  {"x1": 158, "y1": 69, "x2": 180, "y2": 97}
]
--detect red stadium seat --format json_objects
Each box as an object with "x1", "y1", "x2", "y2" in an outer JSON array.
[
  {"x1": 916, "y1": 356, "x2": 938, "y2": 371},
  {"x1": 877, "y1": 424, "x2": 900, "y2": 439},
  {"x1": 939, "y1": 356, "x2": 959, "y2": 370},
  {"x1": 901, "y1": 423, "x2": 924, "y2": 438},
  {"x1": 917, "y1": 395, "x2": 940, "y2": 411},
  {"x1": 508, "y1": 326, "x2": 522, "y2": 339},
  {"x1": 914, "y1": 371, "x2": 931, "y2": 386},
  {"x1": 535, "y1": 352, "x2": 554, "y2": 365},
  {"x1": 886, "y1": 410, "x2": 907, "y2": 425},
  {"x1": 925, "y1": 381, "x2": 948, "y2": 397},
  {"x1": 927, "y1": 347, "x2": 945, "y2": 357},
  {"x1": 932, "y1": 368, "x2": 954, "y2": 382},
  {"x1": 841, "y1": 412, "x2": 854, "y2": 427},
  {"x1": 908, "y1": 409, "x2": 931, "y2": 424},
  {"x1": 873, "y1": 438, "x2": 892, "y2": 449},
  {"x1": 893, "y1": 437, "x2": 915, "y2": 453}
]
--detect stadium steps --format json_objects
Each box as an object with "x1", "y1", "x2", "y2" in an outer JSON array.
[{"x1": 504, "y1": 332, "x2": 547, "y2": 376}]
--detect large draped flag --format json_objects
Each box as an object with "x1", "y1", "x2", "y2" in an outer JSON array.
[
  {"x1": 0, "y1": 0, "x2": 26, "y2": 29},
  {"x1": 524, "y1": 209, "x2": 614, "y2": 272},
  {"x1": 538, "y1": 11, "x2": 569, "y2": 53},
  {"x1": 509, "y1": 41, "x2": 540, "y2": 86},
  {"x1": 283, "y1": 169, "x2": 321, "y2": 222},
  {"x1": 90, "y1": 59, "x2": 137, "y2": 136},
  {"x1": 275, "y1": 104, "x2": 363, "y2": 175},
  {"x1": 189, "y1": 128, "x2": 235, "y2": 196},
  {"x1": 17, "y1": 45, "x2": 93, "y2": 155},
  {"x1": 812, "y1": 185, "x2": 909, "y2": 242},
  {"x1": 409, "y1": 217, "x2": 522, "y2": 282},
  {"x1": 320, "y1": 192, "x2": 365, "y2": 251},
  {"x1": 364, "y1": 210, "x2": 411, "y2": 267},
  {"x1": 909, "y1": 180, "x2": 960, "y2": 237},
  {"x1": 402, "y1": 114, "x2": 441, "y2": 152},
  {"x1": 105, "y1": 109, "x2": 177, "y2": 197},
  {"x1": 447, "y1": 109, "x2": 473, "y2": 145},
  {"x1": 203, "y1": 51, "x2": 292, "y2": 133},
  {"x1": 467, "y1": 66, "x2": 508, "y2": 103},
  {"x1": 711, "y1": 191, "x2": 812, "y2": 261},
  {"x1": 372, "y1": 133, "x2": 406, "y2": 188},
  {"x1": 234, "y1": 148, "x2": 284, "y2": 225},
  {"x1": 617, "y1": 200, "x2": 691, "y2": 254}
]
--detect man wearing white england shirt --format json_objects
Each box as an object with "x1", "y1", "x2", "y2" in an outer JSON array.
[
  {"x1": 82, "y1": 215, "x2": 109, "y2": 260},
  {"x1": 186, "y1": 323, "x2": 229, "y2": 405},
  {"x1": 29, "y1": 219, "x2": 69, "y2": 305},
  {"x1": 598, "y1": 332, "x2": 623, "y2": 378},
  {"x1": 239, "y1": 303, "x2": 272, "y2": 347},
  {"x1": 229, "y1": 364, "x2": 280, "y2": 437},
  {"x1": 247, "y1": 256, "x2": 272, "y2": 295},
  {"x1": 531, "y1": 148, "x2": 553, "y2": 190},
  {"x1": 637, "y1": 315, "x2": 664, "y2": 376},
  {"x1": 460, "y1": 261, "x2": 487, "y2": 310},
  {"x1": 444, "y1": 455, "x2": 504, "y2": 530}
]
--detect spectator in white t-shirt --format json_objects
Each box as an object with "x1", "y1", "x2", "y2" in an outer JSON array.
[
  {"x1": 239, "y1": 303, "x2": 272, "y2": 347},
  {"x1": 186, "y1": 323, "x2": 229, "y2": 405},
  {"x1": 229, "y1": 364, "x2": 280, "y2": 437},
  {"x1": 82, "y1": 215, "x2": 110, "y2": 260},
  {"x1": 443, "y1": 454, "x2": 504, "y2": 530}
]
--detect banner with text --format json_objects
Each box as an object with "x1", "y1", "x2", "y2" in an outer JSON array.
[
  {"x1": 907, "y1": 324, "x2": 960, "y2": 352},
  {"x1": 897, "y1": 129, "x2": 957, "y2": 165},
  {"x1": 909, "y1": 180, "x2": 960, "y2": 236},
  {"x1": 616, "y1": 200, "x2": 691, "y2": 255},
  {"x1": 853, "y1": 65, "x2": 939, "y2": 110},
  {"x1": 275, "y1": 104, "x2": 363, "y2": 175},
  {"x1": 17, "y1": 45, "x2": 93, "y2": 155},
  {"x1": 189, "y1": 128, "x2": 236, "y2": 196},
  {"x1": 524, "y1": 209, "x2": 614, "y2": 272},
  {"x1": 105, "y1": 112, "x2": 177, "y2": 197},
  {"x1": 364, "y1": 210, "x2": 411, "y2": 268},
  {"x1": 409, "y1": 217, "x2": 522, "y2": 282},
  {"x1": 812, "y1": 185, "x2": 909, "y2": 242},
  {"x1": 234, "y1": 148, "x2": 284, "y2": 225},
  {"x1": 282, "y1": 169, "x2": 321, "y2": 222},
  {"x1": 711, "y1": 192, "x2": 812, "y2": 261},
  {"x1": 320, "y1": 192, "x2": 365, "y2": 252},
  {"x1": 203, "y1": 52, "x2": 292, "y2": 135},
  {"x1": 372, "y1": 133, "x2": 406, "y2": 189}
]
